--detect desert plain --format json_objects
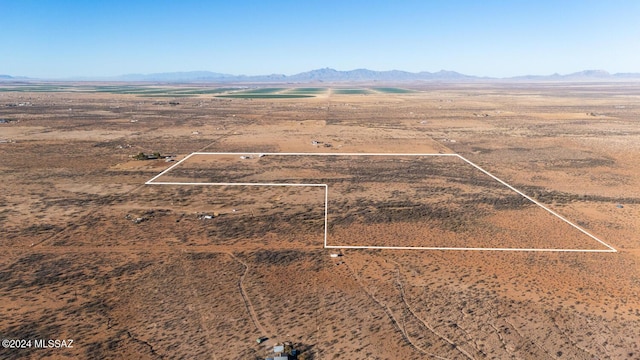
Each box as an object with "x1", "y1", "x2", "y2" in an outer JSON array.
[{"x1": 0, "y1": 83, "x2": 639, "y2": 359}]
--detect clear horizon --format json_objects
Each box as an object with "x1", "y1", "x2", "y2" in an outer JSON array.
[
  {"x1": 3, "y1": 0, "x2": 640, "y2": 78},
  {"x1": 3, "y1": 67, "x2": 637, "y2": 80}
]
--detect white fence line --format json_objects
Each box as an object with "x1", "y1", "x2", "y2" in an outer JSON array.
[{"x1": 145, "y1": 152, "x2": 617, "y2": 253}]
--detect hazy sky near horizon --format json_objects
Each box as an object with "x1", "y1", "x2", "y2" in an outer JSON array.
[{"x1": 3, "y1": 0, "x2": 640, "y2": 78}]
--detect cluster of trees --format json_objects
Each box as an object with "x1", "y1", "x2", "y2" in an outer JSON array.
[{"x1": 133, "y1": 152, "x2": 162, "y2": 160}]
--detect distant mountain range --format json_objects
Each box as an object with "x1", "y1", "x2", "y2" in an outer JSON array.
[
  {"x1": 68, "y1": 68, "x2": 477, "y2": 82},
  {"x1": 2, "y1": 69, "x2": 640, "y2": 83},
  {"x1": 0, "y1": 74, "x2": 29, "y2": 80},
  {"x1": 507, "y1": 69, "x2": 640, "y2": 81}
]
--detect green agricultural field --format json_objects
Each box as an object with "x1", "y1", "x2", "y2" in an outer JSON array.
[
  {"x1": 285, "y1": 87, "x2": 327, "y2": 95},
  {"x1": 173, "y1": 88, "x2": 241, "y2": 94},
  {"x1": 119, "y1": 89, "x2": 179, "y2": 94},
  {"x1": 332, "y1": 88, "x2": 372, "y2": 95},
  {"x1": 0, "y1": 85, "x2": 74, "y2": 92},
  {"x1": 234, "y1": 88, "x2": 286, "y2": 94},
  {"x1": 93, "y1": 86, "x2": 138, "y2": 92},
  {"x1": 372, "y1": 87, "x2": 415, "y2": 93},
  {"x1": 216, "y1": 87, "x2": 315, "y2": 98},
  {"x1": 93, "y1": 87, "x2": 171, "y2": 94},
  {"x1": 0, "y1": 85, "x2": 254, "y2": 97},
  {"x1": 93, "y1": 86, "x2": 240, "y2": 96}
]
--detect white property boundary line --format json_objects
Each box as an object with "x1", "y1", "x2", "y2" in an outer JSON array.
[{"x1": 146, "y1": 152, "x2": 617, "y2": 253}]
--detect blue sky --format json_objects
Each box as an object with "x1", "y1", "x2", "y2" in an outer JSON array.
[{"x1": 2, "y1": 0, "x2": 639, "y2": 78}]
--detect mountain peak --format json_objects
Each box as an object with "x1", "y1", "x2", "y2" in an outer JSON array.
[{"x1": 568, "y1": 69, "x2": 611, "y2": 77}]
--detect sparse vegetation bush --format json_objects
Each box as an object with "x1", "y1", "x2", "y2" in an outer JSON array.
[{"x1": 252, "y1": 249, "x2": 305, "y2": 266}]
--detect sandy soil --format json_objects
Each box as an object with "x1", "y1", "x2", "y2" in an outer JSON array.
[{"x1": 0, "y1": 83, "x2": 639, "y2": 359}]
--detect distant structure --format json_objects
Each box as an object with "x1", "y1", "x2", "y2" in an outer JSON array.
[{"x1": 265, "y1": 342, "x2": 298, "y2": 360}]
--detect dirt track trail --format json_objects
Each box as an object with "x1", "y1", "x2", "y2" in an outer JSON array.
[
  {"x1": 226, "y1": 252, "x2": 268, "y2": 337},
  {"x1": 340, "y1": 255, "x2": 437, "y2": 358},
  {"x1": 387, "y1": 258, "x2": 476, "y2": 360},
  {"x1": 195, "y1": 133, "x2": 233, "y2": 153}
]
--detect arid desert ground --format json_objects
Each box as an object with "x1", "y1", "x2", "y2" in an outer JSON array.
[{"x1": 1, "y1": 83, "x2": 639, "y2": 359}]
